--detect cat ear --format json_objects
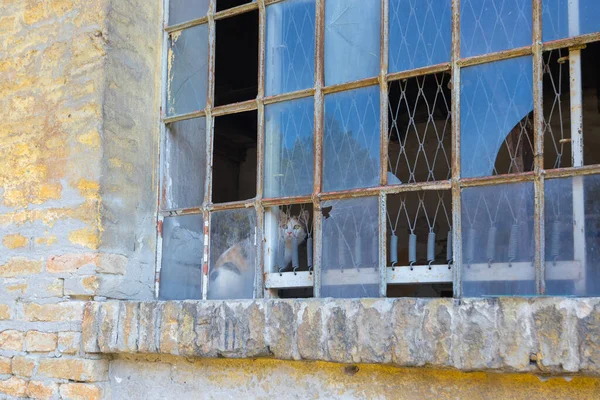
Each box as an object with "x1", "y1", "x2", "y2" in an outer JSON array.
[{"x1": 299, "y1": 210, "x2": 310, "y2": 226}]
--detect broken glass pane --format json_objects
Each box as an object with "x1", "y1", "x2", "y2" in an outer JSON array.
[
  {"x1": 266, "y1": 0, "x2": 316, "y2": 96},
  {"x1": 461, "y1": 56, "x2": 534, "y2": 178},
  {"x1": 321, "y1": 197, "x2": 379, "y2": 298},
  {"x1": 460, "y1": 0, "x2": 532, "y2": 58},
  {"x1": 264, "y1": 97, "x2": 314, "y2": 198},
  {"x1": 389, "y1": 0, "x2": 451, "y2": 73},
  {"x1": 163, "y1": 118, "x2": 206, "y2": 210},
  {"x1": 542, "y1": 0, "x2": 600, "y2": 42},
  {"x1": 545, "y1": 175, "x2": 600, "y2": 296},
  {"x1": 167, "y1": 25, "x2": 209, "y2": 116},
  {"x1": 168, "y1": 0, "x2": 209, "y2": 26},
  {"x1": 324, "y1": 0, "x2": 380, "y2": 86},
  {"x1": 208, "y1": 208, "x2": 257, "y2": 300},
  {"x1": 461, "y1": 182, "x2": 535, "y2": 297},
  {"x1": 159, "y1": 214, "x2": 204, "y2": 300},
  {"x1": 323, "y1": 86, "x2": 380, "y2": 192}
]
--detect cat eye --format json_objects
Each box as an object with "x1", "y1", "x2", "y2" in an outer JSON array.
[{"x1": 293, "y1": 224, "x2": 300, "y2": 230}]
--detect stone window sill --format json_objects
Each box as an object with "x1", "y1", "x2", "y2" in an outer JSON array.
[{"x1": 82, "y1": 298, "x2": 600, "y2": 376}]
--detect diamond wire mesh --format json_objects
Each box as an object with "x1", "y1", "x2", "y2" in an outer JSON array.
[
  {"x1": 389, "y1": 0, "x2": 451, "y2": 73},
  {"x1": 460, "y1": 0, "x2": 532, "y2": 58},
  {"x1": 388, "y1": 73, "x2": 451, "y2": 184}
]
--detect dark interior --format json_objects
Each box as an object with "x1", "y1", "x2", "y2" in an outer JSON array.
[
  {"x1": 215, "y1": 10, "x2": 258, "y2": 106},
  {"x1": 216, "y1": 0, "x2": 251, "y2": 12},
  {"x1": 212, "y1": 111, "x2": 257, "y2": 203}
]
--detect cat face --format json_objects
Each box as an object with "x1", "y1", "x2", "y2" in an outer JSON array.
[{"x1": 279, "y1": 210, "x2": 309, "y2": 242}]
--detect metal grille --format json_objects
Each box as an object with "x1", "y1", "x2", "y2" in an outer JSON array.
[{"x1": 543, "y1": 49, "x2": 570, "y2": 170}]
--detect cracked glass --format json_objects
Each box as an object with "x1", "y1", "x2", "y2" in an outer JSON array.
[
  {"x1": 266, "y1": 0, "x2": 316, "y2": 96},
  {"x1": 168, "y1": 0, "x2": 210, "y2": 26},
  {"x1": 542, "y1": 0, "x2": 600, "y2": 42},
  {"x1": 167, "y1": 24, "x2": 209, "y2": 116}
]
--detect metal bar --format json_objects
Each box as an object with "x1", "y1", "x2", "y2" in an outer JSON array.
[
  {"x1": 207, "y1": 199, "x2": 256, "y2": 211},
  {"x1": 387, "y1": 265, "x2": 452, "y2": 285},
  {"x1": 262, "y1": 195, "x2": 313, "y2": 207},
  {"x1": 543, "y1": 32, "x2": 600, "y2": 51},
  {"x1": 379, "y1": 0, "x2": 389, "y2": 188},
  {"x1": 264, "y1": 88, "x2": 315, "y2": 105},
  {"x1": 379, "y1": 193, "x2": 387, "y2": 296},
  {"x1": 451, "y1": 0, "x2": 462, "y2": 299},
  {"x1": 458, "y1": 46, "x2": 532, "y2": 68},
  {"x1": 387, "y1": 63, "x2": 451, "y2": 83},
  {"x1": 544, "y1": 164, "x2": 600, "y2": 179},
  {"x1": 312, "y1": 0, "x2": 325, "y2": 298},
  {"x1": 254, "y1": 203, "x2": 265, "y2": 299},
  {"x1": 165, "y1": 16, "x2": 209, "y2": 34},
  {"x1": 463, "y1": 261, "x2": 582, "y2": 282},
  {"x1": 163, "y1": 110, "x2": 207, "y2": 124},
  {"x1": 322, "y1": 76, "x2": 380, "y2": 95},
  {"x1": 204, "y1": 211, "x2": 212, "y2": 299},
  {"x1": 319, "y1": 181, "x2": 452, "y2": 201},
  {"x1": 159, "y1": 207, "x2": 203, "y2": 217},
  {"x1": 213, "y1": 1, "x2": 259, "y2": 21},
  {"x1": 532, "y1": 0, "x2": 545, "y2": 295},
  {"x1": 265, "y1": 271, "x2": 314, "y2": 289},
  {"x1": 212, "y1": 99, "x2": 258, "y2": 116},
  {"x1": 264, "y1": 0, "x2": 288, "y2": 6},
  {"x1": 459, "y1": 172, "x2": 536, "y2": 188}
]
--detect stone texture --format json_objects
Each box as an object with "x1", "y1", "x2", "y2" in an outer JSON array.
[
  {"x1": 0, "y1": 329, "x2": 24, "y2": 351},
  {"x1": 81, "y1": 298, "x2": 600, "y2": 376},
  {"x1": 0, "y1": 356, "x2": 11, "y2": 374},
  {"x1": 59, "y1": 331, "x2": 82, "y2": 354},
  {"x1": 23, "y1": 302, "x2": 85, "y2": 322},
  {"x1": 27, "y1": 380, "x2": 58, "y2": 400},
  {"x1": 12, "y1": 356, "x2": 36, "y2": 377},
  {"x1": 0, "y1": 303, "x2": 11, "y2": 320},
  {"x1": 25, "y1": 330, "x2": 58, "y2": 352},
  {"x1": 0, "y1": 376, "x2": 27, "y2": 398},
  {"x1": 60, "y1": 382, "x2": 103, "y2": 400},
  {"x1": 38, "y1": 358, "x2": 109, "y2": 382}
]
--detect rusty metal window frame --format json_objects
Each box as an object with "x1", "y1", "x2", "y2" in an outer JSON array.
[{"x1": 156, "y1": 0, "x2": 600, "y2": 300}]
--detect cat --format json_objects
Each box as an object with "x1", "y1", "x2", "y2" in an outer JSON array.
[{"x1": 208, "y1": 209, "x2": 310, "y2": 299}]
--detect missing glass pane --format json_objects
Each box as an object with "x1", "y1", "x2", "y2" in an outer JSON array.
[
  {"x1": 163, "y1": 118, "x2": 206, "y2": 210},
  {"x1": 461, "y1": 182, "x2": 535, "y2": 297},
  {"x1": 264, "y1": 97, "x2": 314, "y2": 198},
  {"x1": 388, "y1": 73, "x2": 451, "y2": 185},
  {"x1": 265, "y1": 0, "x2": 316, "y2": 96},
  {"x1": 388, "y1": 0, "x2": 451, "y2": 73},
  {"x1": 386, "y1": 191, "x2": 452, "y2": 298},
  {"x1": 217, "y1": 0, "x2": 253, "y2": 12},
  {"x1": 159, "y1": 214, "x2": 204, "y2": 300},
  {"x1": 167, "y1": 25, "x2": 209, "y2": 116},
  {"x1": 168, "y1": 0, "x2": 209, "y2": 26},
  {"x1": 545, "y1": 175, "x2": 600, "y2": 296},
  {"x1": 460, "y1": 0, "x2": 532, "y2": 58},
  {"x1": 324, "y1": 0, "x2": 380, "y2": 86},
  {"x1": 323, "y1": 86, "x2": 380, "y2": 192},
  {"x1": 321, "y1": 197, "x2": 379, "y2": 298},
  {"x1": 215, "y1": 11, "x2": 258, "y2": 106},
  {"x1": 208, "y1": 208, "x2": 256, "y2": 300},
  {"x1": 542, "y1": 0, "x2": 600, "y2": 42},
  {"x1": 461, "y1": 56, "x2": 534, "y2": 178},
  {"x1": 212, "y1": 111, "x2": 257, "y2": 204}
]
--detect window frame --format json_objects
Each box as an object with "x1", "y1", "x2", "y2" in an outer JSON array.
[{"x1": 157, "y1": 0, "x2": 600, "y2": 300}]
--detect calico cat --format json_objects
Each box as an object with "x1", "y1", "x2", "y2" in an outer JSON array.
[{"x1": 208, "y1": 210, "x2": 310, "y2": 299}]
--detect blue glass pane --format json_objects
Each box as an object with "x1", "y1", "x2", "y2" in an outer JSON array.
[
  {"x1": 266, "y1": 0, "x2": 316, "y2": 96},
  {"x1": 389, "y1": 0, "x2": 451, "y2": 73},
  {"x1": 324, "y1": 0, "x2": 380, "y2": 86},
  {"x1": 264, "y1": 97, "x2": 314, "y2": 198},
  {"x1": 461, "y1": 0, "x2": 532, "y2": 57},
  {"x1": 168, "y1": 0, "x2": 209, "y2": 26},
  {"x1": 167, "y1": 25, "x2": 209, "y2": 116},
  {"x1": 545, "y1": 175, "x2": 600, "y2": 296},
  {"x1": 542, "y1": 0, "x2": 600, "y2": 42},
  {"x1": 461, "y1": 56, "x2": 534, "y2": 178},
  {"x1": 321, "y1": 197, "x2": 380, "y2": 298},
  {"x1": 159, "y1": 214, "x2": 204, "y2": 300},
  {"x1": 323, "y1": 86, "x2": 380, "y2": 192},
  {"x1": 462, "y1": 182, "x2": 536, "y2": 297}
]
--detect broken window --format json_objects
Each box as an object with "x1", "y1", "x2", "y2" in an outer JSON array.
[{"x1": 159, "y1": 0, "x2": 600, "y2": 300}]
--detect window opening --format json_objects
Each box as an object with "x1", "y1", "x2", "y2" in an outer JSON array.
[{"x1": 217, "y1": 0, "x2": 253, "y2": 12}]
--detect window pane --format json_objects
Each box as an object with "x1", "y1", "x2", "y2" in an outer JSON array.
[
  {"x1": 159, "y1": 214, "x2": 204, "y2": 300},
  {"x1": 389, "y1": 0, "x2": 451, "y2": 73},
  {"x1": 460, "y1": 56, "x2": 534, "y2": 178},
  {"x1": 208, "y1": 208, "x2": 257, "y2": 300},
  {"x1": 321, "y1": 197, "x2": 379, "y2": 298},
  {"x1": 542, "y1": 0, "x2": 600, "y2": 42},
  {"x1": 545, "y1": 175, "x2": 600, "y2": 296},
  {"x1": 266, "y1": 0, "x2": 316, "y2": 96},
  {"x1": 168, "y1": 0, "x2": 209, "y2": 26},
  {"x1": 324, "y1": 0, "x2": 380, "y2": 86},
  {"x1": 264, "y1": 97, "x2": 314, "y2": 198},
  {"x1": 460, "y1": 0, "x2": 532, "y2": 58},
  {"x1": 163, "y1": 118, "x2": 206, "y2": 210},
  {"x1": 167, "y1": 25, "x2": 209, "y2": 116},
  {"x1": 461, "y1": 182, "x2": 536, "y2": 297},
  {"x1": 323, "y1": 86, "x2": 380, "y2": 192}
]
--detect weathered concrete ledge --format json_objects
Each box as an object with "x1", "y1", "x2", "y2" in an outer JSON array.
[{"x1": 81, "y1": 298, "x2": 600, "y2": 376}]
